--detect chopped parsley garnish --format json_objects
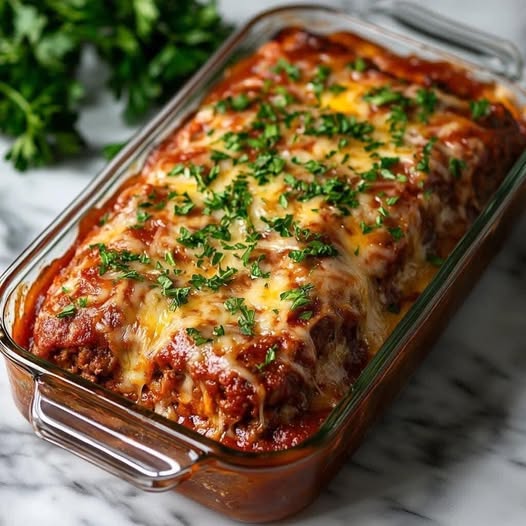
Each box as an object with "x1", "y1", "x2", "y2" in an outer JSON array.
[
  {"x1": 121, "y1": 270, "x2": 143, "y2": 281},
  {"x1": 93, "y1": 47, "x2": 464, "y2": 324},
  {"x1": 303, "y1": 159, "x2": 328, "y2": 175},
  {"x1": 215, "y1": 93, "x2": 251, "y2": 113},
  {"x1": 415, "y1": 88, "x2": 438, "y2": 123},
  {"x1": 289, "y1": 240, "x2": 338, "y2": 263},
  {"x1": 186, "y1": 328, "x2": 212, "y2": 346},
  {"x1": 178, "y1": 226, "x2": 208, "y2": 248},
  {"x1": 298, "y1": 310, "x2": 313, "y2": 321},
  {"x1": 309, "y1": 64, "x2": 331, "y2": 100},
  {"x1": 387, "y1": 104, "x2": 408, "y2": 146},
  {"x1": 416, "y1": 137, "x2": 438, "y2": 173},
  {"x1": 348, "y1": 56, "x2": 366, "y2": 72},
  {"x1": 360, "y1": 221, "x2": 374, "y2": 235},
  {"x1": 178, "y1": 223, "x2": 231, "y2": 251},
  {"x1": 380, "y1": 156, "x2": 399, "y2": 169},
  {"x1": 305, "y1": 112, "x2": 374, "y2": 141},
  {"x1": 169, "y1": 162, "x2": 219, "y2": 191},
  {"x1": 204, "y1": 176, "x2": 252, "y2": 220},
  {"x1": 338, "y1": 138, "x2": 349, "y2": 149},
  {"x1": 273, "y1": 58, "x2": 301, "y2": 81},
  {"x1": 263, "y1": 214, "x2": 295, "y2": 237},
  {"x1": 364, "y1": 85, "x2": 408, "y2": 107},
  {"x1": 221, "y1": 131, "x2": 249, "y2": 151},
  {"x1": 470, "y1": 98, "x2": 490, "y2": 119},
  {"x1": 92, "y1": 244, "x2": 147, "y2": 276},
  {"x1": 56, "y1": 296, "x2": 88, "y2": 318},
  {"x1": 167, "y1": 287, "x2": 191, "y2": 310},
  {"x1": 157, "y1": 274, "x2": 191, "y2": 310},
  {"x1": 284, "y1": 174, "x2": 359, "y2": 215},
  {"x1": 263, "y1": 216, "x2": 338, "y2": 262},
  {"x1": 213, "y1": 325, "x2": 225, "y2": 337},
  {"x1": 250, "y1": 255, "x2": 270, "y2": 279},
  {"x1": 210, "y1": 149, "x2": 230, "y2": 162},
  {"x1": 168, "y1": 163, "x2": 185, "y2": 176},
  {"x1": 99, "y1": 213, "x2": 109, "y2": 226},
  {"x1": 173, "y1": 192, "x2": 195, "y2": 215},
  {"x1": 378, "y1": 206, "x2": 389, "y2": 218},
  {"x1": 164, "y1": 251, "x2": 176, "y2": 266},
  {"x1": 329, "y1": 84, "x2": 346, "y2": 94},
  {"x1": 256, "y1": 345, "x2": 277, "y2": 371},
  {"x1": 135, "y1": 209, "x2": 151, "y2": 225},
  {"x1": 77, "y1": 297, "x2": 88, "y2": 308},
  {"x1": 280, "y1": 283, "x2": 314, "y2": 311},
  {"x1": 364, "y1": 140, "x2": 384, "y2": 152},
  {"x1": 57, "y1": 304, "x2": 77, "y2": 318},
  {"x1": 256, "y1": 101, "x2": 278, "y2": 121},
  {"x1": 190, "y1": 267, "x2": 238, "y2": 291},
  {"x1": 224, "y1": 297, "x2": 245, "y2": 314},
  {"x1": 238, "y1": 307, "x2": 256, "y2": 336},
  {"x1": 249, "y1": 153, "x2": 286, "y2": 184},
  {"x1": 449, "y1": 157, "x2": 467, "y2": 179},
  {"x1": 223, "y1": 297, "x2": 256, "y2": 336},
  {"x1": 388, "y1": 227, "x2": 404, "y2": 241}
]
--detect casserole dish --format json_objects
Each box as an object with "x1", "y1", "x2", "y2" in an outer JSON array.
[{"x1": 1, "y1": 3, "x2": 525, "y2": 522}]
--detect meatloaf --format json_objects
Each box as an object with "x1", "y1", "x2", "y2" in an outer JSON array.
[{"x1": 25, "y1": 28, "x2": 526, "y2": 451}]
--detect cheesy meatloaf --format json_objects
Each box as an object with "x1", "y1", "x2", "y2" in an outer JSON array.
[{"x1": 26, "y1": 28, "x2": 526, "y2": 451}]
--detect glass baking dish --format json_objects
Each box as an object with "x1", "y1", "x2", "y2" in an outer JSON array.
[{"x1": 1, "y1": 3, "x2": 525, "y2": 523}]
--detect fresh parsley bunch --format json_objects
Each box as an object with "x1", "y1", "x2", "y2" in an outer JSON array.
[{"x1": 0, "y1": 0, "x2": 230, "y2": 171}]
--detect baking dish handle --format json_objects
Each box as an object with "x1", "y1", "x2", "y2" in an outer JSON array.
[
  {"x1": 363, "y1": 0, "x2": 523, "y2": 81},
  {"x1": 30, "y1": 375, "x2": 207, "y2": 491}
]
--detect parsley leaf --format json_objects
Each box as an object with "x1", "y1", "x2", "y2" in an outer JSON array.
[
  {"x1": 256, "y1": 345, "x2": 277, "y2": 371},
  {"x1": 157, "y1": 274, "x2": 191, "y2": 310},
  {"x1": 280, "y1": 283, "x2": 314, "y2": 311},
  {"x1": 272, "y1": 58, "x2": 301, "y2": 81},
  {"x1": 223, "y1": 297, "x2": 256, "y2": 336},
  {"x1": 57, "y1": 304, "x2": 77, "y2": 318},
  {"x1": 190, "y1": 267, "x2": 237, "y2": 291},
  {"x1": 416, "y1": 137, "x2": 438, "y2": 173},
  {"x1": 92, "y1": 243, "x2": 147, "y2": 276},
  {"x1": 173, "y1": 192, "x2": 195, "y2": 215},
  {"x1": 470, "y1": 98, "x2": 490, "y2": 119},
  {"x1": 215, "y1": 93, "x2": 251, "y2": 113},
  {"x1": 388, "y1": 227, "x2": 404, "y2": 241},
  {"x1": 348, "y1": 57, "x2": 366, "y2": 72},
  {"x1": 364, "y1": 86, "x2": 409, "y2": 107},
  {"x1": 250, "y1": 255, "x2": 270, "y2": 279},
  {"x1": 186, "y1": 328, "x2": 212, "y2": 346},
  {"x1": 289, "y1": 240, "x2": 338, "y2": 262},
  {"x1": 213, "y1": 325, "x2": 225, "y2": 336},
  {"x1": 415, "y1": 88, "x2": 438, "y2": 123},
  {"x1": 449, "y1": 157, "x2": 467, "y2": 179}
]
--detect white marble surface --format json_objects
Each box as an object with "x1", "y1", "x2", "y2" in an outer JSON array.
[{"x1": 1, "y1": 1, "x2": 526, "y2": 524}]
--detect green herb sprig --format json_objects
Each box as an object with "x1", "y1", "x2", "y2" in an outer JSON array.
[{"x1": 0, "y1": 1, "x2": 230, "y2": 170}]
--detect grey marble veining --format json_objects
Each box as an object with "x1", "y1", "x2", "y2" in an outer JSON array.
[{"x1": 1, "y1": 1, "x2": 526, "y2": 524}]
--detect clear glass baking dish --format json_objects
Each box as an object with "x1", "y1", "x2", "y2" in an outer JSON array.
[{"x1": 1, "y1": 3, "x2": 525, "y2": 522}]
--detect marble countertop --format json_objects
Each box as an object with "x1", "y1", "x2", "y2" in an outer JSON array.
[{"x1": 1, "y1": 1, "x2": 526, "y2": 524}]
